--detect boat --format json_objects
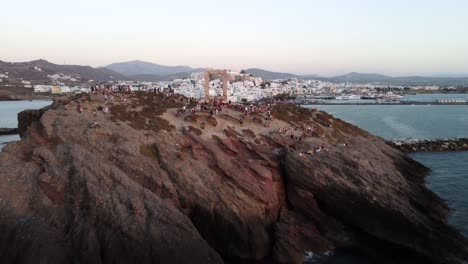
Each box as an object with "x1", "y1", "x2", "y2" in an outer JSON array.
[
  {"x1": 361, "y1": 95, "x2": 378, "y2": 100},
  {"x1": 435, "y1": 99, "x2": 466, "y2": 104},
  {"x1": 379, "y1": 92, "x2": 404, "y2": 100},
  {"x1": 336, "y1": 94, "x2": 361, "y2": 100},
  {"x1": 310, "y1": 95, "x2": 336, "y2": 100}
]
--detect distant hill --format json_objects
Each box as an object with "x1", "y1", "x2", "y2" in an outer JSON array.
[
  {"x1": 2, "y1": 59, "x2": 468, "y2": 86},
  {"x1": 246, "y1": 68, "x2": 298, "y2": 80},
  {"x1": 328, "y1": 72, "x2": 390, "y2": 82},
  {"x1": 0, "y1": 59, "x2": 127, "y2": 83},
  {"x1": 248, "y1": 68, "x2": 468, "y2": 86},
  {"x1": 385, "y1": 76, "x2": 468, "y2": 86},
  {"x1": 131, "y1": 69, "x2": 205, "y2": 82},
  {"x1": 104, "y1": 60, "x2": 195, "y2": 76},
  {"x1": 321, "y1": 72, "x2": 468, "y2": 86},
  {"x1": 300, "y1": 74, "x2": 321, "y2": 79}
]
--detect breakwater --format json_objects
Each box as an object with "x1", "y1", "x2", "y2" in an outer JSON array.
[
  {"x1": 389, "y1": 138, "x2": 468, "y2": 153},
  {"x1": 0, "y1": 128, "x2": 18, "y2": 135},
  {"x1": 298, "y1": 101, "x2": 468, "y2": 106}
]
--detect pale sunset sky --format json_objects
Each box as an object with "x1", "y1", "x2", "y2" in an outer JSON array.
[{"x1": 1, "y1": 0, "x2": 468, "y2": 76}]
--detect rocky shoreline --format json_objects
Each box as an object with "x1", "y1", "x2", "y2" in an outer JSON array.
[
  {"x1": 0, "y1": 93, "x2": 466, "y2": 264},
  {"x1": 0, "y1": 87, "x2": 54, "y2": 101},
  {"x1": 389, "y1": 138, "x2": 468, "y2": 153}
]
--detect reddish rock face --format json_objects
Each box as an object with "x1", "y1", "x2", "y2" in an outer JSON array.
[{"x1": 0, "y1": 93, "x2": 466, "y2": 264}]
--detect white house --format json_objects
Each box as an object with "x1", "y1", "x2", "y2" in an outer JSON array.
[{"x1": 34, "y1": 85, "x2": 53, "y2": 93}]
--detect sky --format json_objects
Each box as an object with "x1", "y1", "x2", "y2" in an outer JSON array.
[{"x1": 1, "y1": 0, "x2": 468, "y2": 76}]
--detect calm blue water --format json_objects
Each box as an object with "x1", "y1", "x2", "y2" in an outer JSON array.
[
  {"x1": 310, "y1": 105, "x2": 468, "y2": 139},
  {"x1": 306, "y1": 101, "x2": 468, "y2": 263},
  {"x1": 303, "y1": 93, "x2": 468, "y2": 104},
  {"x1": 0, "y1": 100, "x2": 51, "y2": 150},
  {"x1": 409, "y1": 151, "x2": 468, "y2": 236},
  {"x1": 402, "y1": 93, "x2": 468, "y2": 102}
]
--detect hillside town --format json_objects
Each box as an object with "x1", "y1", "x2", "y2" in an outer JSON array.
[{"x1": 1, "y1": 68, "x2": 464, "y2": 102}]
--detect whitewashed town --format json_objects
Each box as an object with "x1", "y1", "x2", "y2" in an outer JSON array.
[
  {"x1": 8, "y1": 71, "x2": 460, "y2": 102},
  {"x1": 1, "y1": 68, "x2": 466, "y2": 103}
]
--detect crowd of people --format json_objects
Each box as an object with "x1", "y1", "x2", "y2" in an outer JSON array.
[{"x1": 66, "y1": 89, "x2": 349, "y2": 155}]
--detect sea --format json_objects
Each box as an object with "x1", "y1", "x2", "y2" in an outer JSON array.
[
  {"x1": 304, "y1": 96, "x2": 468, "y2": 263},
  {"x1": 0, "y1": 98, "x2": 466, "y2": 263},
  {"x1": 0, "y1": 100, "x2": 52, "y2": 150}
]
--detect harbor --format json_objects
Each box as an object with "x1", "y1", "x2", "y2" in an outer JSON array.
[{"x1": 296, "y1": 93, "x2": 468, "y2": 105}]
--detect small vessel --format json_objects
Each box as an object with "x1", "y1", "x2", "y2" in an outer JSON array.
[
  {"x1": 361, "y1": 95, "x2": 377, "y2": 100},
  {"x1": 379, "y1": 92, "x2": 403, "y2": 100},
  {"x1": 310, "y1": 95, "x2": 336, "y2": 100},
  {"x1": 435, "y1": 99, "x2": 466, "y2": 104},
  {"x1": 336, "y1": 94, "x2": 361, "y2": 100}
]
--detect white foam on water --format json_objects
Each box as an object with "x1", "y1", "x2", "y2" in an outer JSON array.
[
  {"x1": 382, "y1": 115, "x2": 422, "y2": 138},
  {"x1": 304, "y1": 250, "x2": 334, "y2": 263}
]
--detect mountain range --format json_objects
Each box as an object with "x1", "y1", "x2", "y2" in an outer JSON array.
[
  {"x1": 1, "y1": 59, "x2": 468, "y2": 86},
  {"x1": 245, "y1": 69, "x2": 468, "y2": 86},
  {"x1": 0, "y1": 59, "x2": 128, "y2": 83},
  {"x1": 103, "y1": 60, "x2": 205, "y2": 82},
  {"x1": 315, "y1": 72, "x2": 468, "y2": 86}
]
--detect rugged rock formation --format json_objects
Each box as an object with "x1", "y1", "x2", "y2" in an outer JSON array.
[
  {"x1": 0, "y1": 87, "x2": 53, "y2": 101},
  {"x1": 389, "y1": 138, "x2": 468, "y2": 153},
  {"x1": 17, "y1": 105, "x2": 52, "y2": 138},
  {"x1": 0, "y1": 92, "x2": 466, "y2": 264}
]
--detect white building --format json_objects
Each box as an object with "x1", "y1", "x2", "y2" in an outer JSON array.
[
  {"x1": 60, "y1": 86, "x2": 71, "y2": 94},
  {"x1": 34, "y1": 85, "x2": 53, "y2": 93}
]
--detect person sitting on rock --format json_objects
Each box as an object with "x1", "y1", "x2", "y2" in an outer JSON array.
[{"x1": 77, "y1": 103, "x2": 83, "y2": 113}]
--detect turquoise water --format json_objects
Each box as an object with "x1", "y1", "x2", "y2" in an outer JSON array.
[
  {"x1": 306, "y1": 103, "x2": 468, "y2": 263},
  {"x1": 0, "y1": 100, "x2": 51, "y2": 150}
]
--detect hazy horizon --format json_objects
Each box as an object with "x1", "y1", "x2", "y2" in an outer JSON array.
[{"x1": 2, "y1": 0, "x2": 468, "y2": 76}]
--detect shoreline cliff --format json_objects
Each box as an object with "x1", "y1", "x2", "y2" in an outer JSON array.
[{"x1": 0, "y1": 92, "x2": 466, "y2": 264}]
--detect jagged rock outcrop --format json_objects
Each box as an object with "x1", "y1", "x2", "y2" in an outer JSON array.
[
  {"x1": 0, "y1": 92, "x2": 466, "y2": 264},
  {"x1": 17, "y1": 106, "x2": 52, "y2": 138}
]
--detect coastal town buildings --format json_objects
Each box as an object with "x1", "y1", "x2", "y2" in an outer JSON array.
[{"x1": 1, "y1": 68, "x2": 459, "y2": 101}]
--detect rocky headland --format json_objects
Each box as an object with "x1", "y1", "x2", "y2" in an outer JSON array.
[
  {"x1": 0, "y1": 92, "x2": 466, "y2": 264},
  {"x1": 0, "y1": 87, "x2": 53, "y2": 101}
]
